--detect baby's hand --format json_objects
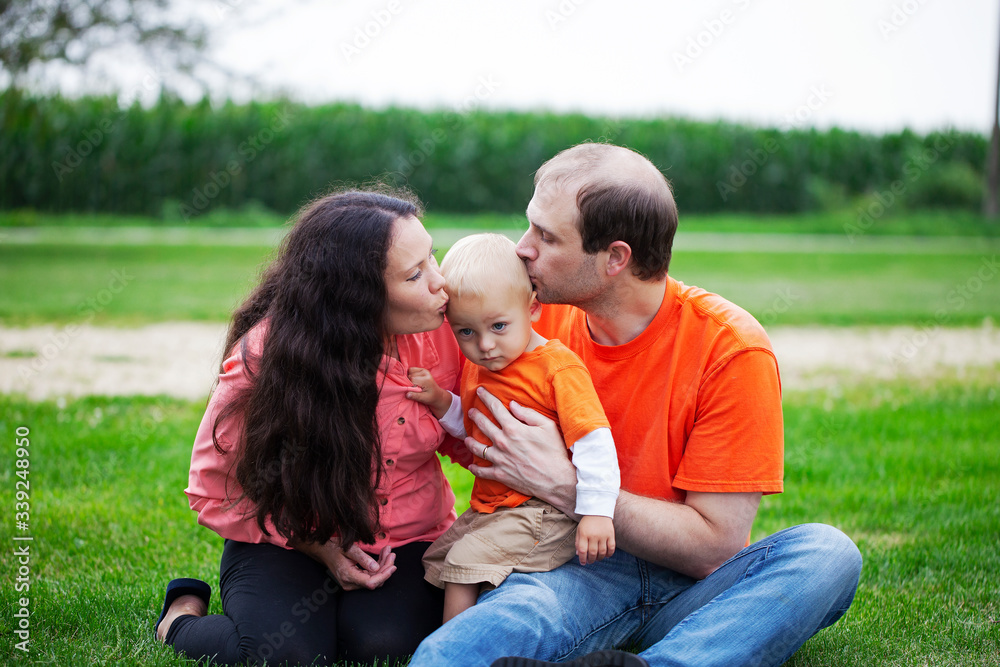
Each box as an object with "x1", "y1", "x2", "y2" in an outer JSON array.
[
  {"x1": 576, "y1": 515, "x2": 615, "y2": 565},
  {"x1": 406, "y1": 367, "x2": 452, "y2": 419}
]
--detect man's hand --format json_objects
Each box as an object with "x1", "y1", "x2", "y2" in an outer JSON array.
[
  {"x1": 576, "y1": 515, "x2": 615, "y2": 565},
  {"x1": 466, "y1": 387, "x2": 577, "y2": 515},
  {"x1": 406, "y1": 367, "x2": 453, "y2": 419},
  {"x1": 293, "y1": 539, "x2": 397, "y2": 591}
]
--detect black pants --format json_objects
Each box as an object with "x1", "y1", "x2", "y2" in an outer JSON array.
[{"x1": 166, "y1": 540, "x2": 444, "y2": 665}]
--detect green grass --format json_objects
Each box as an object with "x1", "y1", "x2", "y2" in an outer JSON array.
[
  {"x1": 0, "y1": 377, "x2": 996, "y2": 665},
  {"x1": 678, "y1": 209, "x2": 1000, "y2": 238},
  {"x1": 0, "y1": 244, "x2": 273, "y2": 325},
  {"x1": 670, "y1": 250, "x2": 1000, "y2": 326},
  {"x1": 762, "y1": 375, "x2": 1000, "y2": 666},
  {"x1": 2, "y1": 227, "x2": 999, "y2": 326},
  {"x1": 3, "y1": 209, "x2": 998, "y2": 237},
  {"x1": 2, "y1": 209, "x2": 997, "y2": 662}
]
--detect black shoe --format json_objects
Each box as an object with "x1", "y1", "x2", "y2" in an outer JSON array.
[
  {"x1": 154, "y1": 577, "x2": 211, "y2": 640},
  {"x1": 490, "y1": 649, "x2": 649, "y2": 667}
]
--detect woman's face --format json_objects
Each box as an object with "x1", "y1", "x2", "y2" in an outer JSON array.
[{"x1": 383, "y1": 215, "x2": 449, "y2": 336}]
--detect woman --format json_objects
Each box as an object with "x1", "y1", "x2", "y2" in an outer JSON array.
[{"x1": 154, "y1": 190, "x2": 470, "y2": 665}]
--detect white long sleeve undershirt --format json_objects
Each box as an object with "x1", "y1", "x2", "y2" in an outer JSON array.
[{"x1": 437, "y1": 392, "x2": 620, "y2": 518}]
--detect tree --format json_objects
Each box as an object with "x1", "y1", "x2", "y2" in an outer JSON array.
[
  {"x1": 0, "y1": 0, "x2": 209, "y2": 87},
  {"x1": 986, "y1": 3, "x2": 1000, "y2": 219}
]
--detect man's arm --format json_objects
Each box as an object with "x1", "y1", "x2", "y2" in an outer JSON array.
[
  {"x1": 466, "y1": 387, "x2": 758, "y2": 579},
  {"x1": 614, "y1": 490, "x2": 759, "y2": 579}
]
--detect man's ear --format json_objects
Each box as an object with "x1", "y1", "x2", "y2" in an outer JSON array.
[
  {"x1": 529, "y1": 291, "x2": 543, "y2": 322},
  {"x1": 605, "y1": 241, "x2": 633, "y2": 277}
]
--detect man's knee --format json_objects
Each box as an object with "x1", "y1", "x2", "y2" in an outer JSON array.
[
  {"x1": 794, "y1": 523, "x2": 863, "y2": 632},
  {"x1": 798, "y1": 523, "x2": 862, "y2": 578},
  {"x1": 782, "y1": 522, "x2": 863, "y2": 615},
  {"x1": 820, "y1": 524, "x2": 862, "y2": 607}
]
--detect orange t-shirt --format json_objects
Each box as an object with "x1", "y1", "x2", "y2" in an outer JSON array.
[
  {"x1": 534, "y1": 277, "x2": 784, "y2": 503},
  {"x1": 465, "y1": 339, "x2": 611, "y2": 513}
]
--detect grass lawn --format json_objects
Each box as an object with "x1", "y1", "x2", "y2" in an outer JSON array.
[
  {"x1": 1, "y1": 233, "x2": 999, "y2": 327},
  {"x1": 2, "y1": 208, "x2": 998, "y2": 238},
  {"x1": 1, "y1": 211, "x2": 998, "y2": 664},
  {"x1": 0, "y1": 377, "x2": 997, "y2": 665},
  {"x1": 0, "y1": 244, "x2": 273, "y2": 325}
]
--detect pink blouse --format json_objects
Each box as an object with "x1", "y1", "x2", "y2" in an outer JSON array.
[{"x1": 185, "y1": 319, "x2": 469, "y2": 553}]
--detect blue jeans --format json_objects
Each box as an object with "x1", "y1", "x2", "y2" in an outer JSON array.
[{"x1": 409, "y1": 523, "x2": 862, "y2": 667}]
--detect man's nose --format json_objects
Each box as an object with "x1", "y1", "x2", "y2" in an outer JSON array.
[{"x1": 515, "y1": 233, "x2": 535, "y2": 260}]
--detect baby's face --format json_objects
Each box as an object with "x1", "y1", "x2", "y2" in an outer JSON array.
[{"x1": 446, "y1": 291, "x2": 535, "y2": 372}]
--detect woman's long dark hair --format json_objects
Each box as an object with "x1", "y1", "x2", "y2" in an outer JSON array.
[{"x1": 214, "y1": 189, "x2": 423, "y2": 548}]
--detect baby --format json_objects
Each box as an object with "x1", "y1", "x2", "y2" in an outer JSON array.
[{"x1": 408, "y1": 233, "x2": 620, "y2": 622}]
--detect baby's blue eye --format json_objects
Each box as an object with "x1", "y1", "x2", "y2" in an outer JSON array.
[
  {"x1": 491, "y1": 323, "x2": 507, "y2": 332},
  {"x1": 458, "y1": 328, "x2": 473, "y2": 337}
]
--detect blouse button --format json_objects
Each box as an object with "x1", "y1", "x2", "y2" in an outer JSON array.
[
  {"x1": 379, "y1": 497, "x2": 388, "y2": 506},
  {"x1": 378, "y1": 532, "x2": 387, "y2": 540},
  {"x1": 386, "y1": 459, "x2": 395, "y2": 466},
  {"x1": 397, "y1": 417, "x2": 406, "y2": 425}
]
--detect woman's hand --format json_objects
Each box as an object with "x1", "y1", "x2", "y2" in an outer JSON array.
[
  {"x1": 295, "y1": 540, "x2": 397, "y2": 591},
  {"x1": 330, "y1": 544, "x2": 397, "y2": 591},
  {"x1": 466, "y1": 387, "x2": 578, "y2": 515}
]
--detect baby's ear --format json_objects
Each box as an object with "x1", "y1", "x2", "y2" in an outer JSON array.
[{"x1": 529, "y1": 291, "x2": 542, "y2": 322}]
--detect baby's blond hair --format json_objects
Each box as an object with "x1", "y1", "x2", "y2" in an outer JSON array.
[{"x1": 440, "y1": 233, "x2": 532, "y2": 305}]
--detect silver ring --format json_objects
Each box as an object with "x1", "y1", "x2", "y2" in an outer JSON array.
[{"x1": 482, "y1": 445, "x2": 489, "y2": 460}]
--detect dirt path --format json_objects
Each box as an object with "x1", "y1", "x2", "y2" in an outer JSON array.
[{"x1": 2, "y1": 322, "x2": 998, "y2": 401}]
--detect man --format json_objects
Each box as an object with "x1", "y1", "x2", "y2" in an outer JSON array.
[{"x1": 409, "y1": 143, "x2": 861, "y2": 667}]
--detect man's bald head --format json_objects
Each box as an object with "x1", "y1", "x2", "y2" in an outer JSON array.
[{"x1": 534, "y1": 143, "x2": 678, "y2": 281}]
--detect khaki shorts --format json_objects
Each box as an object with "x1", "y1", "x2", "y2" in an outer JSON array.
[{"x1": 422, "y1": 498, "x2": 578, "y2": 589}]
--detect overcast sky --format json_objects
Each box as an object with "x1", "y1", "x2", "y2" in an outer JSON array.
[{"x1": 36, "y1": 0, "x2": 1000, "y2": 135}]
